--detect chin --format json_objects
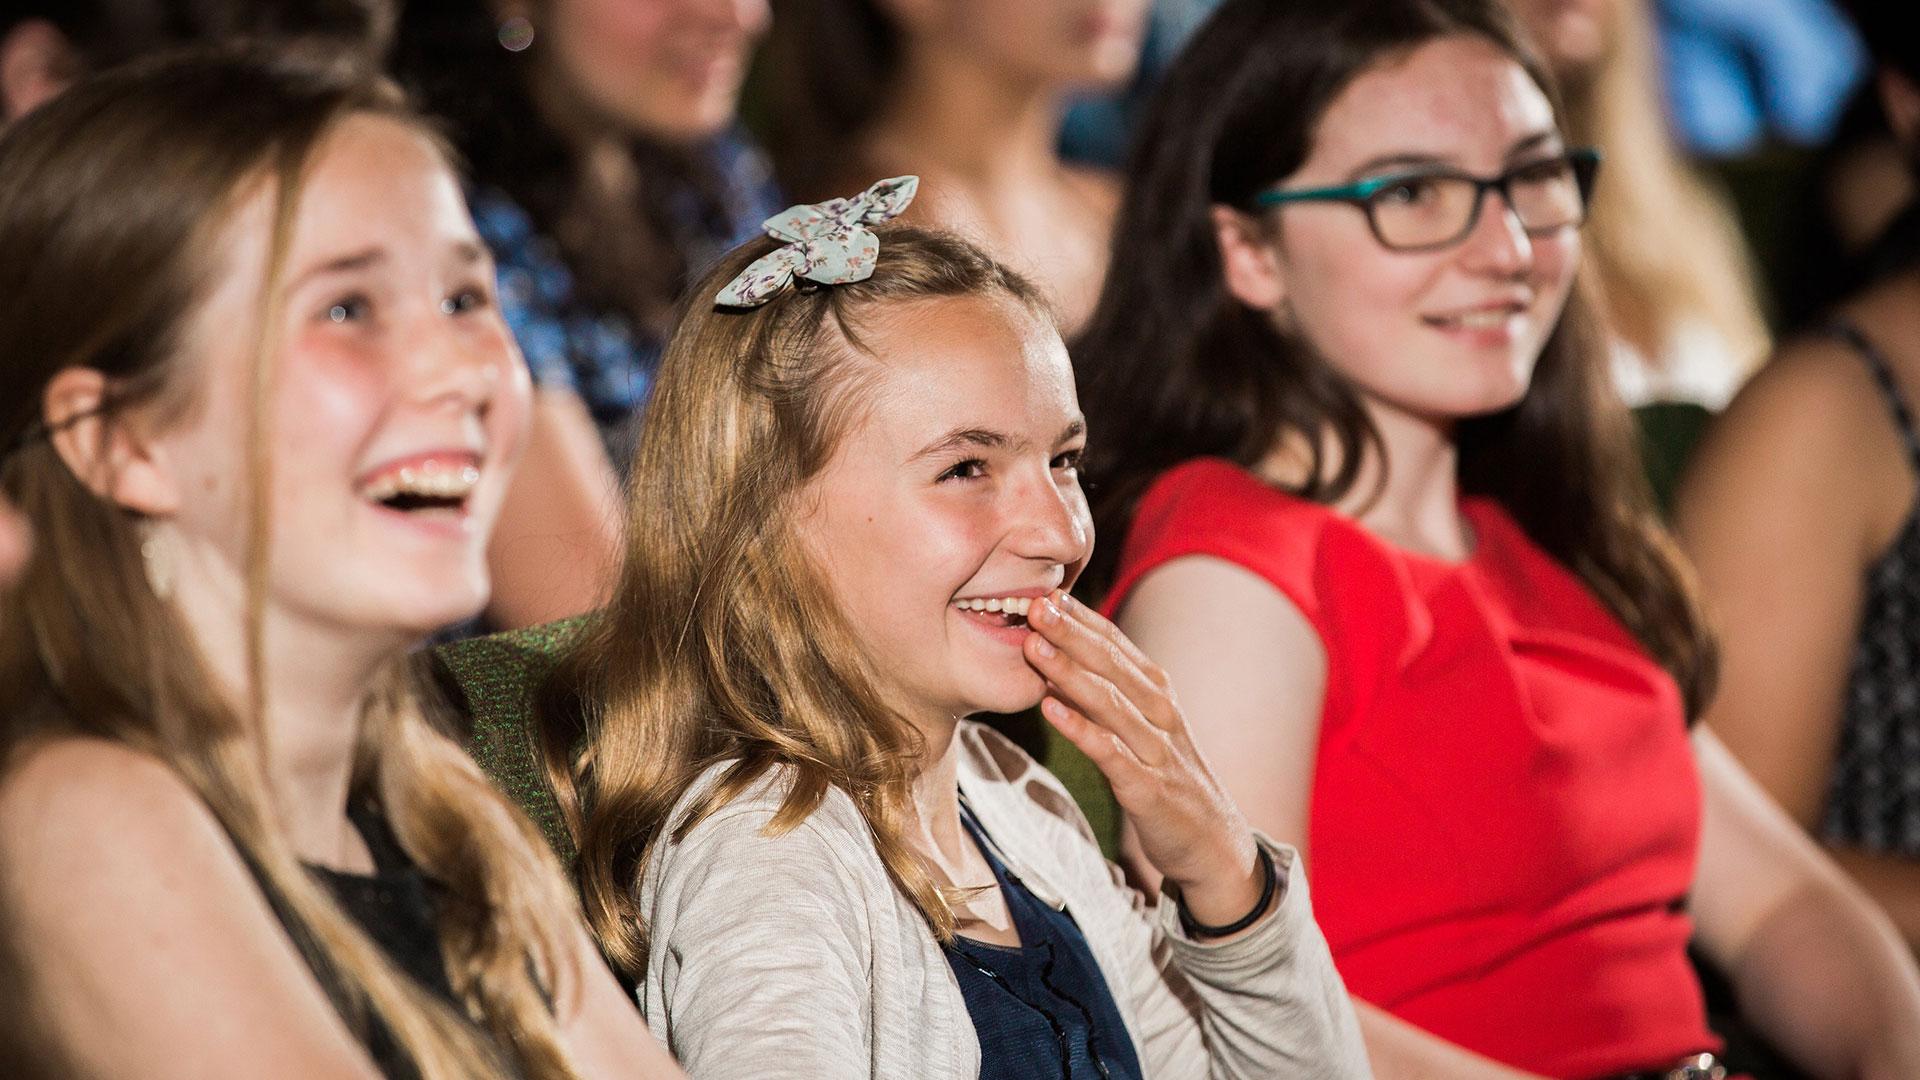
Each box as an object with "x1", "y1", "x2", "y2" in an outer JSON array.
[{"x1": 963, "y1": 666, "x2": 1049, "y2": 719}]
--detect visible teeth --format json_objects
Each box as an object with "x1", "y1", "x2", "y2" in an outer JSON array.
[
  {"x1": 956, "y1": 597, "x2": 1034, "y2": 616},
  {"x1": 361, "y1": 462, "x2": 480, "y2": 503},
  {"x1": 1445, "y1": 310, "x2": 1513, "y2": 329}
]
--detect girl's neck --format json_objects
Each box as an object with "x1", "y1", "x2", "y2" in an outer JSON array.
[
  {"x1": 1265, "y1": 398, "x2": 1470, "y2": 561},
  {"x1": 905, "y1": 711, "x2": 971, "y2": 867},
  {"x1": 169, "y1": 548, "x2": 400, "y2": 869},
  {"x1": 1347, "y1": 401, "x2": 1469, "y2": 560},
  {"x1": 863, "y1": 44, "x2": 1066, "y2": 192}
]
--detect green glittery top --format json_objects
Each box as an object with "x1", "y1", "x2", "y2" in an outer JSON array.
[
  {"x1": 430, "y1": 616, "x2": 588, "y2": 862},
  {"x1": 431, "y1": 615, "x2": 1122, "y2": 865}
]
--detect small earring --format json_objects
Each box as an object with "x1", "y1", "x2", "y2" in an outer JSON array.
[
  {"x1": 139, "y1": 523, "x2": 174, "y2": 601},
  {"x1": 497, "y1": 8, "x2": 535, "y2": 52}
]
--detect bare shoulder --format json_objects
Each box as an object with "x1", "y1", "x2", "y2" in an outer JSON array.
[
  {"x1": 1123, "y1": 555, "x2": 1324, "y2": 666},
  {"x1": 0, "y1": 736, "x2": 233, "y2": 879},
  {"x1": 1684, "y1": 326, "x2": 1911, "y2": 545}
]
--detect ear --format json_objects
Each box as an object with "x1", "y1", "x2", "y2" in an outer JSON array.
[
  {"x1": 43, "y1": 368, "x2": 182, "y2": 516},
  {"x1": 1210, "y1": 203, "x2": 1288, "y2": 312},
  {"x1": 0, "y1": 19, "x2": 75, "y2": 123},
  {"x1": 1880, "y1": 69, "x2": 1920, "y2": 151}
]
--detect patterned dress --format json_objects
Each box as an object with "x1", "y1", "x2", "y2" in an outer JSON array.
[{"x1": 1820, "y1": 319, "x2": 1920, "y2": 856}]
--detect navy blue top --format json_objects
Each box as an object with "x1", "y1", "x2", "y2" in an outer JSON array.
[{"x1": 944, "y1": 805, "x2": 1144, "y2": 1080}]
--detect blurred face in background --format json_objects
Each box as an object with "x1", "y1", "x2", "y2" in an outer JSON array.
[
  {"x1": 1502, "y1": 0, "x2": 1614, "y2": 79},
  {"x1": 536, "y1": 0, "x2": 770, "y2": 142},
  {"x1": 887, "y1": 0, "x2": 1149, "y2": 90}
]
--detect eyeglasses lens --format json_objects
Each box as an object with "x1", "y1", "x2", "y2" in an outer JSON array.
[{"x1": 1369, "y1": 158, "x2": 1587, "y2": 250}]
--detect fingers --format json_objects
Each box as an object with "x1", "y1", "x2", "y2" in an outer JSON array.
[
  {"x1": 1037, "y1": 694, "x2": 1145, "y2": 795},
  {"x1": 1026, "y1": 591, "x2": 1173, "y2": 722}
]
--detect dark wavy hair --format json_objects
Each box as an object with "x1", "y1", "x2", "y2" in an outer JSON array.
[
  {"x1": 1075, "y1": 0, "x2": 1716, "y2": 714},
  {"x1": 759, "y1": 0, "x2": 903, "y2": 200},
  {"x1": 0, "y1": 0, "x2": 391, "y2": 71}
]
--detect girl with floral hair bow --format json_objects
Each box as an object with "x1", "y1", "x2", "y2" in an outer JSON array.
[{"x1": 532, "y1": 181, "x2": 1372, "y2": 1079}]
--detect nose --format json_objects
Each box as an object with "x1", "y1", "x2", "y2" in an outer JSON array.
[
  {"x1": 1458, "y1": 188, "x2": 1533, "y2": 278},
  {"x1": 1007, "y1": 467, "x2": 1093, "y2": 568},
  {"x1": 405, "y1": 303, "x2": 504, "y2": 414}
]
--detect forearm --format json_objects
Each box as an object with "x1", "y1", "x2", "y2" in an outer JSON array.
[
  {"x1": 1725, "y1": 872, "x2": 1920, "y2": 1079},
  {"x1": 1830, "y1": 846, "x2": 1920, "y2": 954},
  {"x1": 1355, "y1": 1002, "x2": 1547, "y2": 1080}
]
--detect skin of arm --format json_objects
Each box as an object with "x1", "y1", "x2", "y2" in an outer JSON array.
[
  {"x1": 1689, "y1": 727, "x2": 1920, "y2": 1079},
  {"x1": 0, "y1": 739, "x2": 383, "y2": 1079},
  {"x1": 1676, "y1": 334, "x2": 1920, "y2": 948},
  {"x1": 1116, "y1": 556, "x2": 1546, "y2": 1080},
  {"x1": 485, "y1": 388, "x2": 622, "y2": 629},
  {"x1": 0, "y1": 497, "x2": 26, "y2": 585}
]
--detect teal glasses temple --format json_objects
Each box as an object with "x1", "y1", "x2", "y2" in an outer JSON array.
[{"x1": 1252, "y1": 147, "x2": 1602, "y2": 209}]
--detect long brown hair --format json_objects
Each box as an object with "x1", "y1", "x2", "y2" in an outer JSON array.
[
  {"x1": 1075, "y1": 0, "x2": 1716, "y2": 714},
  {"x1": 0, "y1": 50, "x2": 582, "y2": 1079},
  {"x1": 1560, "y1": 0, "x2": 1768, "y2": 372},
  {"x1": 539, "y1": 225, "x2": 1048, "y2": 978}
]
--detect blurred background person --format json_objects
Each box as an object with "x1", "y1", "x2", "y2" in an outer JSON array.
[
  {"x1": 391, "y1": 0, "x2": 781, "y2": 631},
  {"x1": 0, "y1": 0, "x2": 393, "y2": 124},
  {"x1": 762, "y1": 0, "x2": 1149, "y2": 333},
  {"x1": 1505, "y1": 0, "x2": 1770, "y2": 412},
  {"x1": 1677, "y1": 0, "x2": 1920, "y2": 954}
]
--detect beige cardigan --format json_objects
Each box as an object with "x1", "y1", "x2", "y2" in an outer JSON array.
[{"x1": 635, "y1": 721, "x2": 1370, "y2": 1078}]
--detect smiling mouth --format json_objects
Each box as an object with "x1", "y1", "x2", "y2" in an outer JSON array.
[
  {"x1": 953, "y1": 596, "x2": 1035, "y2": 629},
  {"x1": 357, "y1": 459, "x2": 479, "y2": 515}
]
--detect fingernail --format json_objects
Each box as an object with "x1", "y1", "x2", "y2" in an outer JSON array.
[
  {"x1": 1041, "y1": 597, "x2": 1064, "y2": 623},
  {"x1": 1032, "y1": 634, "x2": 1056, "y2": 658},
  {"x1": 1041, "y1": 696, "x2": 1065, "y2": 720}
]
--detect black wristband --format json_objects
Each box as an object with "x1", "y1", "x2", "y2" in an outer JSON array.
[{"x1": 1176, "y1": 844, "x2": 1278, "y2": 940}]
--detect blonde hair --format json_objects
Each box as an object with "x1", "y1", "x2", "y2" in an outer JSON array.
[
  {"x1": 540, "y1": 225, "x2": 1048, "y2": 977},
  {"x1": 0, "y1": 50, "x2": 583, "y2": 1080},
  {"x1": 1567, "y1": 0, "x2": 1771, "y2": 372}
]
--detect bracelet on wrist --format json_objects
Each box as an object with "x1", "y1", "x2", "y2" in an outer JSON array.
[{"x1": 1176, "y1": 843, "x2": 1277, "y2": 940}]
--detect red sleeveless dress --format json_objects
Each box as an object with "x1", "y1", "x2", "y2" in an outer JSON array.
[{"x1": 1104, "y1": 458, "x2": 1717, "y2": 1079}]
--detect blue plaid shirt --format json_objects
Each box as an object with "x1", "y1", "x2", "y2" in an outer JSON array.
[{"x1": 470, "y1": 132, "x2": 782, "y2": 473}]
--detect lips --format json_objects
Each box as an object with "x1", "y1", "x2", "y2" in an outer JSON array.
[{"x1": 355, "y1": 450, "x2": 482, "y2": 516}]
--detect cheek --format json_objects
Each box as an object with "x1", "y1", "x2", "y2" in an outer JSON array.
[
  {"x1": 1287, "y1": 235, "x2": 1433, "y2": 363},
  {"x1": 273, "y1": 341, "x2": 388, "y2": 485}
]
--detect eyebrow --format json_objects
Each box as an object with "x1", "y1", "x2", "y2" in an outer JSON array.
[
  {"x1": 1342, "y1": 131, "x2": 1562, "y2": 181},
  {"x1": 909, "y1": 419, "x2": 1086, "y2": 462},
  {"x1": 289, "y1": 247, "x2": 386, "y2": 290},
  {"x1": 287, "y1": 239, "x2": 490, "y2": 291}
]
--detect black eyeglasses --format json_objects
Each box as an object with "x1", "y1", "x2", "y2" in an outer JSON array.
[{"x1": 1252, "y1": 147, "x2": 1601, "y2": 252}]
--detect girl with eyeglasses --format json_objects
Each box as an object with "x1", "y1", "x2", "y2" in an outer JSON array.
[{"x1": 1076, "y1": 0, "x2": 1920, "y2": 1077}]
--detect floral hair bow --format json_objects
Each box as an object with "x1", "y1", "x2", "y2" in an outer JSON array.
[{"x1": 715, "y1": 175, "x2": 920, "y2": 308}]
